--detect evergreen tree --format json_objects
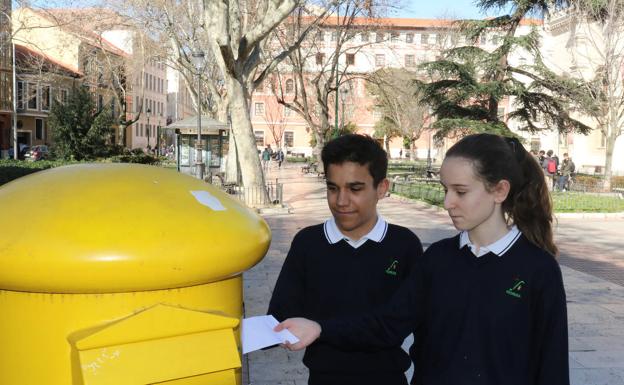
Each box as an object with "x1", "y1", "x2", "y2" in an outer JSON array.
[
  {"x1": 417, "y1": 0, "x2": 593, "y2": 141},
  {"x1": 49, "y1": 85, "x2": 115, "y2": 160}
]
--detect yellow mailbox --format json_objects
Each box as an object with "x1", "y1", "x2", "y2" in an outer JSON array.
[{"x1": 0, "y1": 163, "x2": 271, "y2": 385}]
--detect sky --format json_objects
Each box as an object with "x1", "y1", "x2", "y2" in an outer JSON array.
[
  {"x1": 18, "y1": 0, "x2": 513, "y2": 21},
  {"x1": 391, "y1": 0, "x2": 512, "y2": 19}
]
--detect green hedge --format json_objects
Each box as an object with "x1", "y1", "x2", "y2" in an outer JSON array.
[
  {"x1": 0, "y1": 159, "x2": 80, "y2": 186},
  {"x1": 391, "y1": 181, "x2": 624, "y2": 213},
  {"x1": 0, "y1": 153, "x2": 160, "y2": 186}
]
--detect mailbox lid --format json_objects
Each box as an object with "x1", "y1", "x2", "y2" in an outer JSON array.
[{"x1": 0, "y1": 163, "x2": 271, "y2": 293}]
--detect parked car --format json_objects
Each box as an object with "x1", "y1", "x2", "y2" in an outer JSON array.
[
  {"x1": 25, "y1": 145, "x2": 50, "y2": 161},
  {"x1": 8, "y1": 144, "x2": 30, "y2": 160}
]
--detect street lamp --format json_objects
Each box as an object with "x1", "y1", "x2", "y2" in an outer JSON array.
[
  {"x1": 191, "y1": 49, "x2": 205, "y2": 180},
  {"x1": 339, "y1": 88, "x2": 348, "y2": 132},
  {"x1": 146, "y1": 108, "x2": 151, "y2": 150}
]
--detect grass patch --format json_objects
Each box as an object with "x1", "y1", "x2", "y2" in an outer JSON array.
[
  {"x1": 552, "y1": 191, "x2": 624, "y2": 212},
  {"x1": 391, "y1": 181, "x2": 624, "y2": 213}
]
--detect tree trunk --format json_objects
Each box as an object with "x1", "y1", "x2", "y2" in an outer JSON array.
[
  {"x1": 384, "y1": 134, "x2": 390, "y2": 158},
  {"x1": 225, "y1": 129, "x2": 239, "y2": 184},
  {"x1": 313, "y1": 129, "x2": 325, "y2": 173},
  {"x1": 227, "y1": 77, "x2": 269, "y2": 205},
  {"x1": 603, "y1": 128, "x2": 616, "y2": 191}
]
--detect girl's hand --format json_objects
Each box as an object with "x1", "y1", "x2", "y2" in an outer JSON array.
[{"x1": 274, "y1": 317, "x2": 321, "y2": 351}]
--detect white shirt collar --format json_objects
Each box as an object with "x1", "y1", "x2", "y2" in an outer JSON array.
[
  {"x1": 459, "y1": 225, "x2": 521, "y2": 257},
  {"x1": 324, "y1": 216, "x2": 388, "y2": 249}
]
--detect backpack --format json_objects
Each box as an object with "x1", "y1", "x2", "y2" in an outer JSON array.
[{"x1": 547, "y1": 158, "x2": 557, "y2": 174}]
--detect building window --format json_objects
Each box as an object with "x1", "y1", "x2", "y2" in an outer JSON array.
[
  {"x1": 27, "y1": 83, "x2": 38, "y2": 110},
  {"x1": 600, "y1": 132, "x2": 607, "y2": 147},
  {"x1": 284, "y1": 106, "x2": 293, "y2": 117},
  {"x1": 59, "y1": 88, "x2": 69, "y2": 104},
  {"x1": 254, "y1": 102, "x2": 265, "y2": 116},
  {"x1": 406, "y1": 33, "x2": 414, "y2": 43},
  {"x1": 135, "y1": 124, "x2": 139, "y2": 137},
  {"x1": 140, "y1": 123, "x2": 144, "y2": 137},
  {"x1": 284, "y1": 131, "x2": 294, "y2": 147},
  {"x1": 285, "y1": 79, "x2": 294, "y2": 93},
  {"x1": 491, "y1": 35, "x2": 499, "y2": 45},
  {"x1": 375, "y1": 54, "x2": 385, "y2": 66},
  {"x1": 437, "y1": 34, "x2": 445, "y2": 45},
  {"x1": 331, "y1": 31, "x2": 338, "y2": 41},
  {"x1": 376, "y1": 32, "x2": 384, "y2": 42},
  {"x1": 390, "y1": 32, "x2": 399, "y2": 43},
  {"x1": 405, "y1": 54, "x2": 415, "y2": 67},
  {"x1": 254, "y1": 130, "x2": 264, "y2": 146},
  {"x1": 315, "y1": 53, "x2": 325, "y2": 65},
  {"x1": 98, "y1": 95, "x2": 104, "y2": 112},
  {"x1": 480, "y1": 34, "x2": 487, "y2": 45},
  {"x1": 41, "y1": 85, "x2": 51, "y2": 111},
  {"x1": 35, "y1": 119, "x2": 44, "y2": 140},
  {"x1": 361, "y1": 32, "x2": 369, "y2": 42},
  {"x1": 346, "y1": 53, "x2": 355, "y2": 65},
  {"x1": 316, "y1": 30, "x2": 324, "y2": 41},
  {"x1": 17, "y1": 81, "x2": 25, "y2": 110},
  {"x1": 420, "y1": 34, "x2": 429, "y2": 45}
]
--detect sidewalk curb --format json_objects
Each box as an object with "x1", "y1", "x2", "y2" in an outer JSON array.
[
  {"x1": 555, "y1": 211, "x2": 624, "y2": 219},
  {"x1": 256, "y1": 203, "x2": 293, "y2": 215}
]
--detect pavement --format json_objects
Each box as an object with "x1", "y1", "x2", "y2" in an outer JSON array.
[{"x1": 243, "y1": 163, "x2": 624, "y2": 385}]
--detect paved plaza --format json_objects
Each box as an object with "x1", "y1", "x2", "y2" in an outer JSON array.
[{"x1": 243, "y1": 163, "x2": 624, "y2": 385}]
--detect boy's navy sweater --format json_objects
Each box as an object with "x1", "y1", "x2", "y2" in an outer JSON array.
[
  {"x1": 268, "y1": 223, "x2": 423, "y2": 375},
  {"x1": 320, "y1": 234, "x2": 569, "y2": 385}
]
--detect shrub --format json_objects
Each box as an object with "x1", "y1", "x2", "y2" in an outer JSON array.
[
  {"x1": 611, "y1": 176, "x2": 624, "y2": 188},
  {"x1": 0, "y1": 159, "x2": 79, "y2": 186}
]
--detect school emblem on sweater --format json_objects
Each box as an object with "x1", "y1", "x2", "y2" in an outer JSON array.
[
  {"x1": 385, "y1": 260, "x2": 398, "y2": 276},
  {"x1": 505, "y1": 278, "x2": 525, "y2": 298}
]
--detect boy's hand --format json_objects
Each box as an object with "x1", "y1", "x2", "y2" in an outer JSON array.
[{"x1": 274, "y1": 318, "x2": 321, "y2": 351}]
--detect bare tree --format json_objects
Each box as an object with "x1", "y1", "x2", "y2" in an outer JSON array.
[
  {"x1": 202, "y1": 0, "x2": 330, "y2": 198},
  {"x1": 262, "y1": 98, "x2": 288, "y2": 149},
  {"x1": 565, "y1": 0, "x2": 624, "y2": 186},
  {"x1": 271, "y1": 1, "x2": 384, "y2": 170},
  {"x1": 367, "y1": 68, "x2": 430, "y2": 157}
]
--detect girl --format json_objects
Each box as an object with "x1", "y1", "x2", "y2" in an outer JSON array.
[{"x1": 277, "y1": 133, "x2": 569, "y2": 385}]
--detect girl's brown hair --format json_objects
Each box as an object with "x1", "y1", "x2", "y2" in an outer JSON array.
[{"x1": 445, "y1": 133, "x2": 557, "y2": 256}]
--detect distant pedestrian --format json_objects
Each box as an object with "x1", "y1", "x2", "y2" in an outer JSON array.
[
  {"x1": 542, "y1": 150, "x2": 557, "y2": 191},
  {"x1": 262, "y1": 147, "x2": 270, "y2": 171},
  {"x1": 276, "y1": 149, "x2": 285, "y2": 168},
  {"x1": 557, "y1": 153, "x2": 575, "y2": 191}
]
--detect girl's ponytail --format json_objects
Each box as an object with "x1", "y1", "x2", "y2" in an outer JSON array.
[{"x1": 505, "y1": 138, "x2": 557, "y2": 256}]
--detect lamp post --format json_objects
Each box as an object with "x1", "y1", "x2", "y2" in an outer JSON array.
[
  {"x1": 339, "y1": 88, "x2": 348, "y2": 133},
  {"x1": 191, "y1": 50, "x2": 205, "y2": 180},
  {"x1": 146, "y1": 108, "x2": 151, "y2": 150},
  {"x1": 156, "y1": 118, "x2": 161, "y2": 156}
]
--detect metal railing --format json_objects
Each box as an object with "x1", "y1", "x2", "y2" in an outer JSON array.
[{"x1": 215, "y1": 181, "x2": 283, "y2": 207}]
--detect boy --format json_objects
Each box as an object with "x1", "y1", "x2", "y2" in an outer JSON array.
[{"x1": 268, "y1": 134, "x2": 423, "y2": 385}]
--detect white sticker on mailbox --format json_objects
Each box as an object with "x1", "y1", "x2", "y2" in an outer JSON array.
[{"x1": 190, "y1": 190, "x2": 227, "y2": 211}]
